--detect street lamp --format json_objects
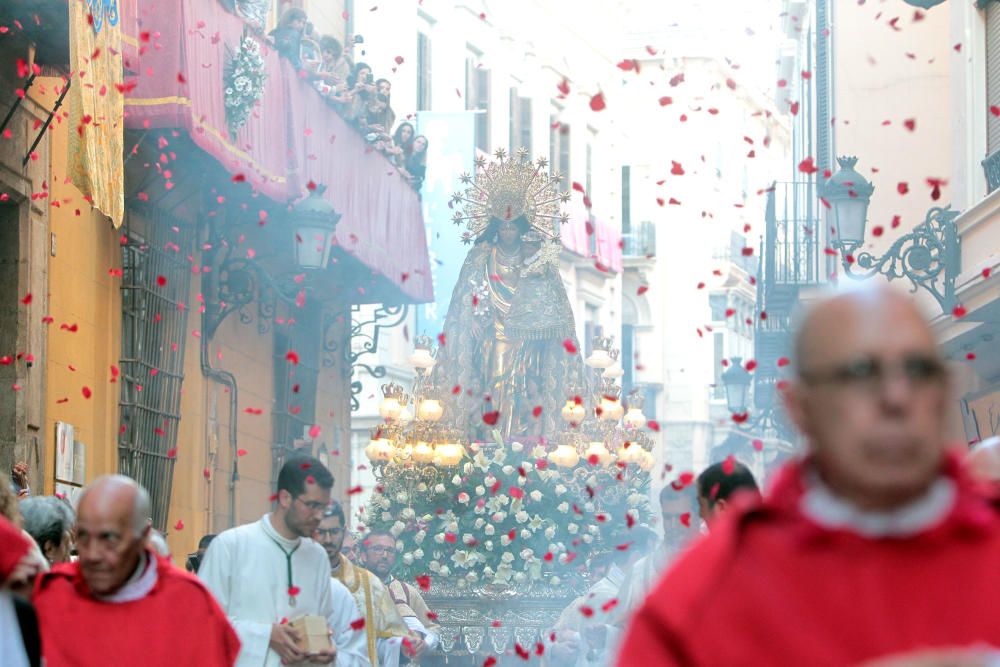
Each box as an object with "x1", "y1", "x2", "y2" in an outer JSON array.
[
  {"x1": 292, "y1": 185, "x2": 343, "y2": 271},
  {"x1": 721, "y1": 357, "x2": 751, "y2": 416},
  {"x1": 824, "y1": 157, "x2": 874, "y2": 256},
  {"x1": 824, "y1": 156, "x2": 961, "y2": 312}
]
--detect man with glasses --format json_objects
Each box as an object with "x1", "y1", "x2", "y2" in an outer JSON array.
[
  {"x1": 199, "y1": 455, "x2": 368, "y2": 666},
  {"x1": 362, "y1": 530, "x2": 440, "y2": 660},
  {"x1": 618, "y1": 286, "x2": 1000, "y2": 666},
  {"x1": 316, "y1": 502, "x2": 410, "y2": 666}
]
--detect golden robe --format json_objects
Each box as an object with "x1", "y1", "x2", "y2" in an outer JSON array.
[{"x1": 332, "y1": 554, "x2": 410, "y2": 666}]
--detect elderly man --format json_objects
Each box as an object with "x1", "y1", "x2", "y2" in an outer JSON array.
[
  {"x1": 618, "y1": 286, "x2": 1000, "y2": 666},
  {"x1": 199, "y1": 456, "x2": 367, "y2": 666},
  {"x1": 362, "y1": 530, "x2": 440, "y2": 659},
  {"x1": 32, "y1": 475, "x2": 240, "y2": 666},
  {"x1": 317, "y1": 502, "x2": 411, "y2": 666}
]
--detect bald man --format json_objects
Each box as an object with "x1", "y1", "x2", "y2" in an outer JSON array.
[
  {"x1": 618, "y1": 287, "x2": 1000, "y2": 666},
  {"x1": 32, "y1": 475, "x2": 240, "y2": 666}
]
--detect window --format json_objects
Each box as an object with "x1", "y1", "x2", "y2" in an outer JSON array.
[
  {"x1": 622, "y1": 322, "x2": 636, "y2": 396},
  {"x1": 713, "y1": 332, "x2": 725, "y2": 399},
  {"x1": 417, "y1": 32, "x2": 432, "y2": 111},
  {"x1": 509, "y1": 88, "x2": 532, "y2": 153},
  {"x1": 583, "y1": 304, "x2": 601, "y2": 357},
  {"x1": 709, "y1": 294, "x2": 728, "y2": 321},
  {"x1": 549, "y1": 115, "x2": 570, "y2": 187},
  {"x1": 988, "y1": 4, "x2": 1000, "y2": 154},
  {"x1": 586, "y1": 141, "x2": 595, "y2": 254},
  {"x1": 621, "y1": 165, "x2": 631, "y2": 235},
  {"x1": 466, "y1": 54, "x2": 490, "y2": 152}
]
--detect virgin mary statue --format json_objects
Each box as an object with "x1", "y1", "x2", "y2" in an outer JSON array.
[{"x1": 429, "y1": 148, "x2": 588, "y2": 441}]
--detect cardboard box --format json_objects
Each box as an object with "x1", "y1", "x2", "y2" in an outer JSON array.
[{"x1": 289, "y1": 615, "x2": 332, "y2": 655}]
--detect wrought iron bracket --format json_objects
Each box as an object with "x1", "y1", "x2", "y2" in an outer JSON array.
[
  {"x1": 330, "y1": 304, "x2": 408, "y2": 412},
  {"x1": 835, "y1": 206, "x2": 961, "y2": 312},
  {"x1": 0, "y1": 74, "x2": 35, "y2": 140}
]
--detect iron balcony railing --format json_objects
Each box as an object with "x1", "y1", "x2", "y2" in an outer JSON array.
[
  {"x1": 622, "y1": 220, "x2": 656, "y2": 258},
  {"x1": 983, "y1": 149, "x2": 1000, "y2": 194}
]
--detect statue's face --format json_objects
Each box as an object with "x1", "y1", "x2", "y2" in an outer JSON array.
[{"x1": 498, "y1": 220, "x2": 520, "y2": 246}]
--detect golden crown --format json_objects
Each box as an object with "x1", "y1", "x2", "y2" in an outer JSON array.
[{"x1": 450, "y1": 147, "x2": 570, "y2": 241}]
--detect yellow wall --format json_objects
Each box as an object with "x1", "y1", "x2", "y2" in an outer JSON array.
[{"x1": 35, "y1": 76, "x2": 123, "y2": 495}]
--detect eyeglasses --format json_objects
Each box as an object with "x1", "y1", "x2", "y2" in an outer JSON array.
[
  {"x1": 294, "y1": 496, "x2": 330, "y2": 513},
  {"x1": 364, "y1": 545, "x2": 395, "y2": 556},
  {"x1": 799, "y1": 354, "x2": 946, "y2": 392}
]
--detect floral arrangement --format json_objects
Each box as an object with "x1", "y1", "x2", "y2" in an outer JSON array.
[
  {"x1": 223, "y1": 31, "x2": 267, "y2": 136},
  {"x1": 364, "y1": 440, "x2": 653, "y2": 590}
]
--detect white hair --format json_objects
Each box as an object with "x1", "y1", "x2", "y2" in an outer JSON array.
[
  {"x1": 147, "y1": 529, "x2": 170, "y2": 557},
  {"x1": 80, "y1": 474, "x2": 152, "y2": 537}
]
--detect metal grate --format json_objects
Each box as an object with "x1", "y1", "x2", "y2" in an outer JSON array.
[
  {"x1": 988, "y1": 3, "x2": 1000, "y2": 153},
  {"x1": 118, "y1": 209, "x2": 193, "y2": 532},
  {"x1": 984, "y1": 149, "x2": 1000, "y2": 193}
]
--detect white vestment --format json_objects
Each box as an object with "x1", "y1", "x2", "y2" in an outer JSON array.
[
  {"x1": 550, "y1": 565, "x2": 625, "y2": 666},
  {"x1": 199, "y1": 514, "x2": 369, "y2": 666}
]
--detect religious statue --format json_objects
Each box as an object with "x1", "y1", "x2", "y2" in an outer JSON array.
[{"x1": 429, "y1": 148, "x2": 588, "y2": 441}]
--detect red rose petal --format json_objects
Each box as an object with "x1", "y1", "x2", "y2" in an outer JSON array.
[
  {"x1": 174, "y1": 519, "x2": 184, "y2": 530},
  {"x1": 482, "y1": 410, "x2": 500, "y2": 426},
  {"x1": 415, "y1": 575, "x2": 431, "y2": 591}
]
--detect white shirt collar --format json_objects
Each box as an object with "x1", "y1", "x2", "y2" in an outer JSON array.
[
  {"x1": 800, "y1": 472, "x2": 956, "y2": 538},
  {"x1": 95, "y1": 551, "x2": 158, "y2": 604},
  {"x1": 261, "y1": 513, "x2": 301, "y2": 550}
]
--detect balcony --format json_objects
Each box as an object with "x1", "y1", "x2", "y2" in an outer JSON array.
[
  {"x1": 983, "y1": 149, "x2": 1000, "y2": 194},
  {"x1": 119, "y1": 0, "x2": 432, "y2": 304},
  {"x1": 622, "y1": 220, "x2": 657, "y2": 258}
]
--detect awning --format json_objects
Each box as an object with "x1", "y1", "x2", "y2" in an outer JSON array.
[
  {"x1": 119, "y1": 0, "x2": 432, "y2": 303},
  {"x1": 561, "y1": 192, "x2": 623, "y2": 273}
]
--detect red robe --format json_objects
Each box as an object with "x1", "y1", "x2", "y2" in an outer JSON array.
[
  {"x1": 0, "y1": 515, "x2": 30, "y2": 580},
  {"x1": 33, "y1": 552, "x2": 240, "y2": 666},
  {"x1": 618, "y1": 454, "x2": 1000, "y2": 666}
]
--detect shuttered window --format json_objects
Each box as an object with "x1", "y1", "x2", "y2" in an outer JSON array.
[{"x1": 987, "y1": 3, "x2": 1000, "y2": 152}]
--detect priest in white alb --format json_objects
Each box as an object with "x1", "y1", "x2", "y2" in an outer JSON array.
[
  {"x1": 199, "y1": 456, "x2": 369, "y2": 666},
  {"x1": 317, "y1": 502, "x2": 412, "y2": 666}
]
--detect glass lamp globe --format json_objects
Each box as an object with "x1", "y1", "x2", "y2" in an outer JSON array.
[
  {"x1": 549, "y1": 443, "x2": 581, "y2": 468},
  {"x1": 378, "y1": 397, "x2": 402, "y2": 421},
  {"x1": 623, "y1": 407, "x2": 646, "y2": 429},
  {"x1": 583, "y1": 441, "x2": 612, "y2": 466},
  {"x1": 561, "y1": 399, "x2": 586, "y2": 423},
  {"x1": 417, "y1": 398, "x2": 443, "y2": 422},
  {"x1": 408, "y1": 348, "x2": 436, "y2": 370},
  {"x1": 412, "y1": 441, "x2": 435, "y2": 463},
  {"x1": 585, "y1": 349, "x2": 613, "y2": 369},
  {"x1": 600, "y1": 397, "x2": 625, "y2": 421}
]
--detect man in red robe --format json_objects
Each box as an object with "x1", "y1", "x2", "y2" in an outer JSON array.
[
  {"x1": 618, "y1": 286, "x2": 1000, "y2": 666},
  {"x1": 32, "y1": 475, "x2": 240, "y2": 666}
]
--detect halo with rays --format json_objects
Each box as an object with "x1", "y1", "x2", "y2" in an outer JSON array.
[{"x1": 450, "y1": 147, "x2": 571, "y2": 241}]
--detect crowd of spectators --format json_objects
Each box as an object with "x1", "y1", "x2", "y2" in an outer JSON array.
[{"x1": 251, "y1": 5, "x2": 427, "y2": 193}]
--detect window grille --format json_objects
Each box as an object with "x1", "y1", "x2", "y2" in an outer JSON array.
[{"x1": 118, "y1": 210, "x2": 194, "y2": 532}]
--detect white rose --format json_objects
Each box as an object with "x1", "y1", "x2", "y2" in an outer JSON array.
[
  {"x1": 529, "y1": 490, "x2": 542, "y2": 502},
  {"x1": 402, "y1": 552, "x2": 414, "y2": 565},
  {"x1": 557, "y1": 502, "x2": 569, "y2": 514},
  {"x1": 475, "y1": 518, "x2": 486, "y2": 529},
  {"x1": 452, "y1": 474, "x2": 462, "y2": 485},
  {"x1": 501, "y1": 535, "x2": 511, "y2": 547},
  {"x1": 502, "y1": 465, "x2": 515, "y2": 476},
  {"x1": 475, "y1": 485, "x2": 486, "y2": 496},
  {"x1": 429, "y1": 560, "x2": 441, "y2": 572},
  {"x1": 520, "y1": 548, "x2": 534, "y2": 560},
  {"x1": 484, "y1": 474, "x2": 497, "y2": 488},
  {"x1": 391, "y1": 521, "x2": 405, "y2": 537},
  {"x1": 381, "y1": 511, "x2": 393, "y2": 522},
  {"x1": 515, "y1": 511, "x2": 529, "y2": 524},
  {"x1": 448, "y1": 521, "x2": 459, "y2": 532},
  {"x1": 395, "y1": 492, "x2": 409, "y2": 504},
  {"x1": 416, "y1": 483, "x2": 427, "y2": 493},
  {"x1": 485, "y1": 524, "x2": 495, "y2": 536},
  {"x1": 555, "y1": 484, "x2": 568, "y2": 496},
  {"x1": 568, "y1": 523, "x2": 579, "y2": 534},
  {"x1": 466, "y1": 572, "x2": 478, "y2": 582},
  {"x1": 414, "y1": 548, "x2": 424, "y2": 559},
  {"x1": 401, "y1": 507, "x2": 415, "y2": 520},
  {"x1": 463, "y1": 533, "x2": 476, "y2": 545},
  {"x1": 501, "y1": 551, "x2": 515, "y2": 563},
  {"x1": 522, "y1": 462, "x2": 533, "y2": 474},
  {"x1": 485, "y1": 540, "x2": 494, "y2": 551},
  {"x1": 439, "y1": 566, "x2": 450, "y2": 577},
  {"x1": 474, "y1": 504, "x2": 486, "y2": 515},
  {"x1": 513, "y1": 572, "x2": 527, "y2": 583},
  {"x1": 531, "y1": 446, "x2": 547, "y2": 459},
  {"x1": 511, "y1": 441, "x2": 524, "y2": 452},
  {"x1": 414, "y1": 530, "x2": 426, "y2": 544},
  {"x1": 583, "y1": 534, "x2": 593, "y2": 544},
  {"x1": 492, "y1": 512, "x2": 506, "y2": 523},
  {"x1": 520, "y1": 529, "x2": 531, "y2": 540},
  {"x1": 550, "y1": 576, "x2": 561, "y2": 586},
  {"x1": 463, "y1": 462, "x2": 475, "y2": 475},
  {"x1": 544, "y1": 527, "x2": 555, "y2": 539},
  {"x1": 379, "y1": 496, "x2": 391, "y2": 509},
  {"x1": 457, "y1": 578, "x2": 467, "y2": 589},
  {"x1": 627, "y1": 493, "x2": 644, "y2": 507},
  {"x1": 584, "y1": 502, "x2": 595, "y2": 513},
  {"x1": 434, "y1": 533, "x2": 445, "y2": 544},
  {"x1": 434, "y1": 483, "x2": 446, "y2": 494},
  {"x1": 458, "y1": 492, "x2": 471, "y2": 504}
]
